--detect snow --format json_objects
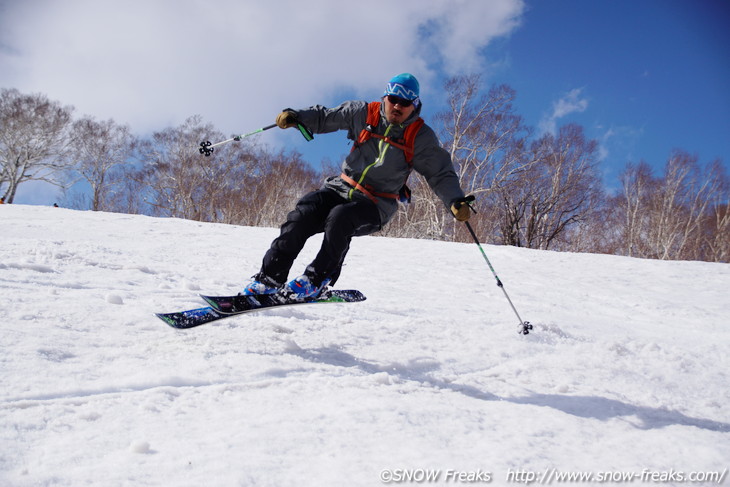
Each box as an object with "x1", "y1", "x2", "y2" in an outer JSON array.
[{"x1": 1, "y1": 204, "x2": 728, "y2": 486}]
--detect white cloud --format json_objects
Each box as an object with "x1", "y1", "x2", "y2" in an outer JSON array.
[
  {"x1": 0, "y1": 0, "x2": 525, "y2": 136},
  {"x1": 539, "y1": 88, "x2": 589, "y2": 135},
  {"x1": 597, "y1": 124, "x2": 645, "y2": 165},
  {"x1": 597, "y1": 127, "x2": 615, "y2": 161}
]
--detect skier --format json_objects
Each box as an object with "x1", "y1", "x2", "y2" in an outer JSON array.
[{"x1": 243, "y1": 73, "x2": 472, "y2": 298}]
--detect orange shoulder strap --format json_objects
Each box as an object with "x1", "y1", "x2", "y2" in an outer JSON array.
[
  {"x1": 356, "y1": 101, "x2": 382, "y2": 145},
  {"x1": 401, "y1": 117, "x2": 424, "y2": 164},
  {"x1": 354, "y1": 101, "x2": 424, "y2": 164},
  {"x1": 367, "y1": 101, "x2": 382, "y2": 126}
]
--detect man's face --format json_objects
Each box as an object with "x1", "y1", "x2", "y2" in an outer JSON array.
[{"x1": 384, "y1": 95, "x2": 416, "y2": 124}]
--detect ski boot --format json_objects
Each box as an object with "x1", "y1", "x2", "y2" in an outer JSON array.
[
  {"x1": 240, "y1": 275, "x2": 280, "y2": 296},
  {"x1": 282, "y1": 275, "x2": 331, "y2": 300}
]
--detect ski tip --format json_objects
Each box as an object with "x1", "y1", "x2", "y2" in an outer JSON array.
[
  {"x1": 155, "y1": 306, "x2": 223, "y2": 329},
  {"x1": 155, "y1": 312, "x2": 178, "y2": 328}
]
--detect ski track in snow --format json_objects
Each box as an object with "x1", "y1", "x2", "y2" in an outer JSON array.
[{"x1": 1, "y1": 205, "x2": 728, "y2": 486}]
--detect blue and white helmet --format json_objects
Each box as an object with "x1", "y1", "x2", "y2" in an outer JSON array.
[{"x1": 384, "y1": 73, "x2": 420, "y2": 101}]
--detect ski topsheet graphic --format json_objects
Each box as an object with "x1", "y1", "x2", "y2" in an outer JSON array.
[{"x1": 156, "y1": 289, "x2": 366, "y2": 329}]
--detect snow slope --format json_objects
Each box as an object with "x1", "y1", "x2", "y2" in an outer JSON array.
[{"x1": 1, "y1": 204, "x2": 728, "y2": 486}]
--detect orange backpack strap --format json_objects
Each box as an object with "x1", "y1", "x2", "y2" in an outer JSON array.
[
  {"x1": 401, "y1": 118, "x2": 424, "y2": 164},
  {"x1": 340, "y1": 173, "x2": 399, "y2": 203},
  {"x1": 346, "y1": 102, "x2": 425, "y2": 204},
  {"x1": 355, "y1": 101, "x2": 382, "y2": 146},
  {"x1": 352, "y1": 100, "x2": 425, "y2": 168},
  {"x1": 354, "y1": 101, "x2": 424, "y2": 163}
]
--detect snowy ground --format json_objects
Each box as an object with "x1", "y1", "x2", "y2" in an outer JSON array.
[{"x1": 1, "y1": 204, "x2": 728, "y2": 486}]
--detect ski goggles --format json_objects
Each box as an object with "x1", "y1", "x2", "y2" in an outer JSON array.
[{"x1": 386, "y1": 94, "x2": 416, "y2": 107}]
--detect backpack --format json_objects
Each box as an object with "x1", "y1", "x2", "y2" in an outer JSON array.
[{"x1": 348, "y1": 101, "x2": 424, "y2": 203}]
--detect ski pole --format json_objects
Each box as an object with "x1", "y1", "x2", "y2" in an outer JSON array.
[
  {"x1": 198, "y1": 122, "x2": 313, "y2": 156},
  {"x1": 457, "y1": 197, "x2": 533, "y2": 335}
]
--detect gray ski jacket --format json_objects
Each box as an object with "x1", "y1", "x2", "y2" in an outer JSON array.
[{"x1": 290, "y1": 100, "x2": 466, "y2": 225}]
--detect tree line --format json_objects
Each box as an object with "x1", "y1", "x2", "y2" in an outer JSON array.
[{"x1": 1, "y1": 78, "x2": 727, "y2": 263}]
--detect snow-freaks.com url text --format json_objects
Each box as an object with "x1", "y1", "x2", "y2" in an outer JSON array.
[
  {"x1": 506, "y1": 467, "x2": 728, "y2": 484},
  {"x1": 379, "y1": 467, "x2": 728, "y2": 484}
]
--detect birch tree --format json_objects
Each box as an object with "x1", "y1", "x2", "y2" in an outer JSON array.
[
  {"x1": 65, "y1": 116, "x2": 137, "y2": 211},
  {"x1": 618, "y1": 161, "x2": 655, "y2": 257},
  {"x1": 704, "y1": 161, "x2": 730, "y2": 262},
  {"x1": 498, "y1": 124, "x2": 603, "y2": 249},
  {"x1": 139, "y1": 115, "x2": 253, "y2": 221},
  {"x1": 0, "y1": 89, "x2": 73, "y2": 202}
]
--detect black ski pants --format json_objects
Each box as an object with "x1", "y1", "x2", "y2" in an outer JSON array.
[{"x1": 258, "y1": 188, "x2": 382, "y2": 286}]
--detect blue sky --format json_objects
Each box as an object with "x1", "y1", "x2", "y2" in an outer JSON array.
[
  {"x1": 492, "y1": 0, "x2": 730, "y2": 189},
  {"x1": 1, "y1": 0, "x2": 728, "y2": 204}
]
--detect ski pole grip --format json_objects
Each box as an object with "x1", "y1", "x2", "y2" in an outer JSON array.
[{"x1": 454, "y1": 194, "x2": 476, "y2": 210}]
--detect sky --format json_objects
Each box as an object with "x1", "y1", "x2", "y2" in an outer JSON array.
[{"x1": 1, "y1": 0, "x2": 728, "y2": 204}]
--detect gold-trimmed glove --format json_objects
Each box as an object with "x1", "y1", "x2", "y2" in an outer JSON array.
[
  {"x1": 276, "y1": 110, "x2": 298, "y2": 129},
  {"x1": 451, "y1": 195, "x2": 475, "y2": 221}
]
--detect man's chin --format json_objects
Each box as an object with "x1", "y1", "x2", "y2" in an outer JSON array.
[{"x1": 386, "y1": 114, "x2": 404, "y2": 124}]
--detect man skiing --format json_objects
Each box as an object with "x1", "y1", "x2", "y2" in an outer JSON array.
[{"x1": 243, "y1": 73, "x2": 472, "y2": 299}]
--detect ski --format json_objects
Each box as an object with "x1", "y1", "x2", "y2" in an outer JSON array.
[
  {"x1": 156, "y1": 306, "x2": 227, "y2": 329},
  {"x1": 156, "y1": 289, "x2": 366, "y2": 329}
]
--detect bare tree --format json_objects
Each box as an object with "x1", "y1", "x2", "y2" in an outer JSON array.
[
  {"x1": 704, "y1": 161, "x2": 730, "y2": 262},
  {"x1": 653, "y1": 152, "x2": 707, "y2": 259},
  {"x1": 497, "y1": 124, "x2": 603, "y2": 249},
  {"x1": 438, "y1": 76, "x2": 529, "y2": 197},
  {"x1": 0, "y1": 89, "x2": 73, "y2": 202},
  {"x1": 104, "y1": 164, "x2": 148, "y2": 215},
  {"x1": 616, "y1": 161, "x2": 655, "y2": 257},
  {"x1": 377, "y1": 172, "x2": 451, "y2": 240},
  {"x1": 557, "y1": 199, "x2": 622, "y2": 255},
  {"x1": 137, "y1": 115, "x2": 319, "y2": 225},
  {"x1": 614, "y1": 153, "x2": 728, "y2": 262},
  {"x1": 216, "y1": 149, "x2": 320, "y2": 227},
  {"x1": 139, "y1": 115, "x2": 257, "y2": 221},
  {"x1": 64, "y1": 116, "x2": 137, "y2": 211}
]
